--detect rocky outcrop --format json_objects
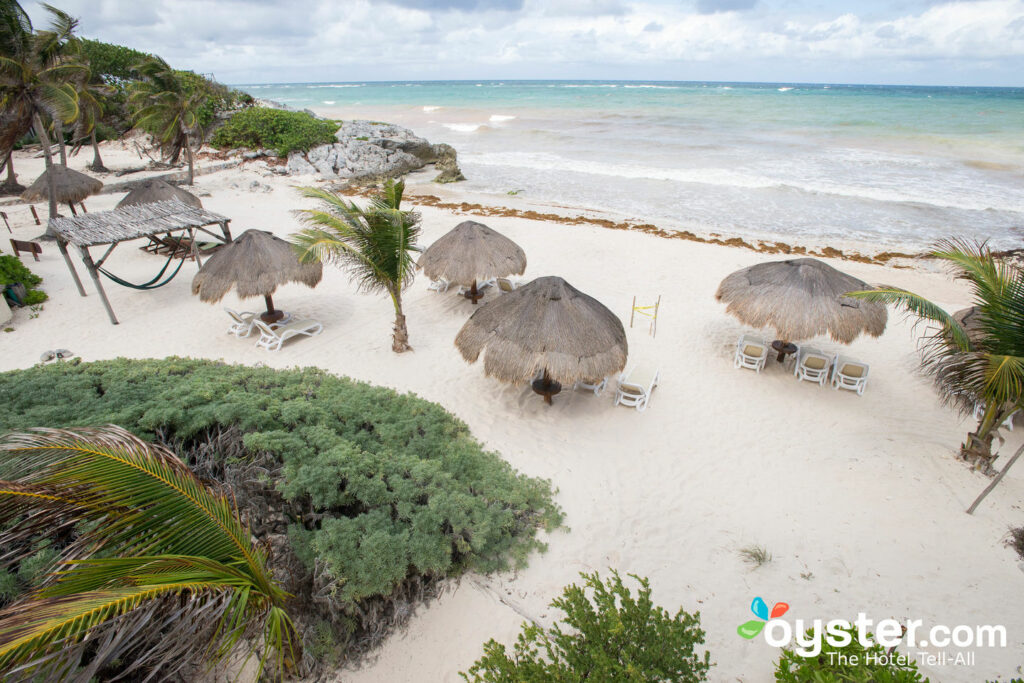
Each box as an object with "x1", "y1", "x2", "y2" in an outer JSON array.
[{"x1": 286, "y1": 120, "x2": 465, "y2": 184}]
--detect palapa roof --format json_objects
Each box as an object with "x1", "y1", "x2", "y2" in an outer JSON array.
[
  {"x1": 191, "y1": 228, "x2": 322, "y2": 302},
  {"x1": 715, "y1": 257, "x2": 887, "y2": 343},
  {"x1": 21, "y1": 165, "x2": 103, "y2": 204},
  {"x1": 952, "y1": 306, "x2": 984, "y2": 348},
  {"x1": 117, "y1": 178, "x2": 202, "y2": 210},
  {"x1": 455, "y1": 276, "x2": 627, "y2": 385},
  {"x1": 48, "y1": 200, "x2": 229, "y2": 247},
  {"x1": 419, "y1": 220, "x2": 526, "y2": 286}
]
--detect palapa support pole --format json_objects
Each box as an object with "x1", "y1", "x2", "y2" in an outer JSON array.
[
  {"x1": 56, "y1": 238, "x2": 86, "y2": 297},
  {"x1": 261, "y1": 294, "x2": 283, "y2": 324},
  {"x1": 79, "y1": 245, "x2": 119, "y2": 325}
]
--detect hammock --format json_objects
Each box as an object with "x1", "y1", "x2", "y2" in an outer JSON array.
[{"x1": 97, "y1": 234, "x2": 188, "y2": 290}]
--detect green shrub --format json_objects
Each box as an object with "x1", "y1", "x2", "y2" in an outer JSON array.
[
  {"x1": 774, "y1": 625, "x2": 925, "y2": 682},
  {"x1": 81, "y1": 39, "x2": 154, "y2": 83},
  {"x1": 0, "y1": 358, "x2": 562, "y2": 619},
  {"x1": 0, "y1": 255, "x2": 47, "y2": 307},
  {"x1": 462, "y1": 571, "x2": 711, "y2": 683},
  {"x1": 212, "y1": 107, "x2": 338, "y2": 155}
]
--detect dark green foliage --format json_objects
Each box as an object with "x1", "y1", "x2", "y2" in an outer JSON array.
[
  {"x1": 80, "y1": 38, "x2": 153, "y2": 83},
  {"x1": 0, "y1": 358, "x2": 562, "y2": 618},
  {"x1": 462, "y1": 571, "x2": 711, "y2": 683},
  {"x1": 774, "y1": 626, "x2": 926, "y2": 682},
  {"x1": 1009, "y1": 527, "x2": 1024, "y2": 560},
  {"x1": 211, "y1": 106, "x2": 337, "y2": 155},
  {"x1": 0, "y1": 254, "x2": 46, "y2": 305}
]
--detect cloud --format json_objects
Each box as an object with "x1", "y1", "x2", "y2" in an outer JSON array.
[
  {"x1": 696, "y1": 0, "x2": 757, "y2": 14},
  {"x1": 643, "y1": 20, "x2": 664, "y2": 31},
  {"x1": 378, "y1": 0, "x2": 523, "y2": 10}
]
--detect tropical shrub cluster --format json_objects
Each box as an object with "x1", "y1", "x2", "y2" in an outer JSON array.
[
  {"x1": 212, "y1": 106, "x2": 338, "y2": 155},
  {"x1": 774, "y1": 625, "x2": 925, "y2": 682},
  {"x1": 461, "y1": 571, "x2": 711, "y2": 682},
  {"x1": 0, "y1": 358, "x2": 562, "y2": 668},
  {"x1": 0, "y1": 254, "x2": 47, "y2": 305}
]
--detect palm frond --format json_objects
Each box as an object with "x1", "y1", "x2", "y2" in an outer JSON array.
[{"x1": 847, "y1": 286, "x2": 971, "y2": 351}]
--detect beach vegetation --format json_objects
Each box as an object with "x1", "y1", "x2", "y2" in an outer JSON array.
[
  {"x1": 462, "y1": 571, "x2": 711, "y2": 683},
  {"x1": 0, "y1": 425, "x2": 296, "y2": 681},
  {"x1": 847, "y1": 239, "x2": 1024, "y2": 474},
  {"x1": 0, "y1": 358, "x2": 562, "y2": 671},
  {"x1": 1008, "y1": 527, "x2": 1024, "y2": 560},
  {"x1": 739, "y1": 544, "x2": 772, "y2": 567},
  {"x1": 212, "y1": 106, "x2": 337, "y2": 156},
  {"x1": 292, "y1": 180, "x2": 421, "y2": 352},
  {"x1": 0, "y1": 254, "x2": 47, "y2": 306},
  {"x1": 774, "y1": 625, "x2": 925, "y2": 682}
]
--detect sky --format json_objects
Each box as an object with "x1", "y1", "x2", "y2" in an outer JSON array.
[{"x1": 24, "y1": 0, "x2": 1024, "y2": 86}]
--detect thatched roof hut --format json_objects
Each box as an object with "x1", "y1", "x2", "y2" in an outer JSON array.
[
  {"x1": 456, "y1": 276, "x2": 627, "y2": 402},
  {"x1": 191, "y1": 229, "x2": 322, "y2": 323},
  {"x1": 419, "y1": 220, "x2": 526, "y2": 288},
  {"x1": 20, "y1": 166, "x2": 103, "y2": 205},
  {"x1": 715, "y1": 258, "x2": 887, "y2": 344},
  {"x1": 117, "y1": 178, "x2": 202, "y2": 209},
  {"x1": 952, "y1": 306, "x2": 984, "y2": 349}
]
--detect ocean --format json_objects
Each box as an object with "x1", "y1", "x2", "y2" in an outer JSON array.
[{"x1": 234, "y1": 80, "x2": 1024, "y2": 252}]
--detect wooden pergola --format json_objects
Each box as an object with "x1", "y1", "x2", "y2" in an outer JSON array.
[{"x1": 48, "y1": 200, "x2": 232, "y2": 325}]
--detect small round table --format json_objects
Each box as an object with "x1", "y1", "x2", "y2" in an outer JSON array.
[
  {"x1": 260, "y1": 309, "x2": 287, "y2": 324},
  {"x1": 463, "y1": 289, "x2": 485, "y2": 304},
  {"x1": 531, "y1": 378, "x2": 562, "y2": 405},
  {"x1": 771, "y1": 340, "x2": 798, "y2": 363}
]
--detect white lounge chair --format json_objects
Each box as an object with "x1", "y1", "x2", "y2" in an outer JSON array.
[
  {"x1": 734, "y1": 334, "x2": 767, "y2": 373},
  {"x1": 574, "y1": 377, "x2": 607, "y2": 396},
  {"x1": 253, "y1": 319, "x2": 323, "y2": 351},
  {"x1": 831, "y1": 355, "x2": 870, "y2": 395},
  {"x1": 225, "y1": 308, "x2": 257, "y2": 338},
  {"x1": 614, "y1": 366, "x2": 660, "y2": 412},
  {"x1": 428, "y1": 279, "x2": 450, "y2": 293},
  {"x1": 794, "y1": 347, "x2": 830, "y2": 386},
  {"x1": 457, "y1": 279, "x2": 495, "y2": 296},
  {"x1": 497, "y1": 277, "x2": 519, "y2": 293}
]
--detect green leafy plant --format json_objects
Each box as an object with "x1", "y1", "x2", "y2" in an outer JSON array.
[
  {"x1": 0, "y1": 425, "x2": 296, "y2": 681},
  {"x1": 292, "y1": 180, "x2": 421, "y2": 352},
  {"x1": 211, "y1": 106, "x2": 337, "y2": 156},
  {"x1": 462, "y1": 571, "x2": 711, "y2": 683},
  {"x1": 774, "y1": 625, "x2": 925, "y2": 682},
  {"x1": 0, "y1": 254, "x2": 46, "y2": 307}
]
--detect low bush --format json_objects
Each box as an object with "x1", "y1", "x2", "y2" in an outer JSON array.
[
  {"x1": 0, "y1": 254, "x2": 47, "y2": 306},
  {"x1": 211, "y1": 106, "x2": 338, "y2": 155},
  {"x1": 774, "y1": 624, "x2": 925, "y2": 682},
  {"x1": 462, "y1": 571, "x2": 711, "y2": 682},
  {"x1": 0, "y1": 358, "x2": 562, "y2": 668}
]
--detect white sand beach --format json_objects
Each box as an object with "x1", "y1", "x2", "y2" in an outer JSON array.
[{"x1": 2, "y1": 143, "x2": 1022, "y2": 682}]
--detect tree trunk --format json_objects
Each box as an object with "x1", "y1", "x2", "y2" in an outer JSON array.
[
  {"x1": 960, "y1": 406, "x2": 1013, "y2": 472},
  {"x1": 88, "y1": 129, "x2": 107, "y2": 172},
  {"x1": 966, "y1": 440, "x2": 1024, "y2": 514},
  {"x1": 390, "y1": 290, "x2": 411, "y2": 353},
  {"x1": 54, "y1": 118, "x2": 67, "y2": 166},
  {"x1": 0, "y1": 152, "x2": 24, "y2": 194},
  {"x1": 32, "y1": 112, "x2": 60, "y2": 229},
  {"x1": 184, "y1": 133, "x2": 194, "y2": 185}
]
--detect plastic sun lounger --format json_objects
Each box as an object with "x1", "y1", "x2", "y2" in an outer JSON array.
[
  {"x1": 614, "y1": 366, "x2": 660, "y2": 412},
  {"x1": 734, "y1": 334, "x2": 767, "y2": 372},
  {"x1": 253, "y1": 318, "x2": 323, "y2": 351},
  {"x1": 497, "y1": 277, "x2": 519, "y2": 293},
  {"x1": 794, "y1": 347, "x2": 830, "y2": 386},
  {"x1": 831, "y1": 354, "x2": 870, "y2": 395},
  {"x1": 573, "y1": 377, "x2": 607, "y2": 396},
  {"x1": 428, "y1": 278, "x2": 450, "y2": 293},
  {"x1": 225, "y1": 308, "x2": 257, "y2": 337}
]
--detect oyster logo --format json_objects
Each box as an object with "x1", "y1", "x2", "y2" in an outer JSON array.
[{"x1": 737, "y1": 596, "x2": 789, "y2": 639}]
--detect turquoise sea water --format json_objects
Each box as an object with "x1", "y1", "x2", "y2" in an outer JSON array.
[{"x1": 235, "y1": 80, "x2": 1024, "y2": 250}]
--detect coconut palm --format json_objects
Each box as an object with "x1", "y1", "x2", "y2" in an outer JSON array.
[
  {"x1": 72, "y1": 66, "x2": 114, "y2": 172},
  {"x1": 847, "y1": 239, "x2": 1024, "y2": 471},
  {"x1": 0, "y1": 0, "x2": 85, "y2": 220},
  {"x1": 0, "y1": 425, "x2": 297, "y2": 681},
  {"x1": 129, "y1": 56, "x2": 205, "y2": 184},
  {"x1": 292, "y1": 180, "x2": 421, "y2": 352}
]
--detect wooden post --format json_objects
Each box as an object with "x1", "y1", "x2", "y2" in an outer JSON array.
[
  {"x1": 79, "y1": 245, "x2": 118, "y2": 325},
  {"x1": 80, "y1": 202, "x2": 87, "y2": 214},
  {"x1": 630, "y1": 295, "x2": 636, "y2": 328},
  {"x1": 30, "y1": 205, "x2": 39, "y2": 225},
  {"x1": 56, "y1": 238, "x2": 87, "y2": 296},
  {"x1": 652, "y1": 295, "x2": 661, "y2": 338},
  {"x1": 220, "y1": 220, "x2": 232, "y2": 243},
  {"x1": 68, "y1": 202, "x2": 77, "y2": 216},
  {"x1": 189, "y1": 228, "x2": 203, "y2": 268},
  {"x1": 1, "y1": 211, "x2": 9, "y2": 234}
]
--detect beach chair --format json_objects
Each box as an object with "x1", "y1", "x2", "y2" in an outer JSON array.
[
  {"x1": 428, "y1": 278, "x2": 450, "y2": 293},
  {"x1": 253, "y1": 318, "x2": 322, "y2": 351},
  {"x1": 794, "y1": 347, "x2": 830, "y2": 386},
  {"x1": 10, "y1": 239, "x2": 42, "y2": 262},
  {"x1": 225, "y1": 308, "x2": 258, "y2": 337},
  {"x1": 457, "y1": 279, "x2": 495, "y2": 296},
  {"x1": 831, "y1": 355, "x2": 870, "y2": 395},
  {"x1": 733, "y1": 334, "x2": 767, "y2": 372},
  {"x1": 614, "y1": 366, "x2": 660, "y2": 412},
  {"x1": 573, "y1": 377, "x2": 607, "y2": 396},
  {"x1": 497, "y1": 277, "x2": 518, "y2": 293}
]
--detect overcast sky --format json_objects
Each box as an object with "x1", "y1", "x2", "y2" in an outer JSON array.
[{"x1": 24, "y1": 0, "x2": 1024, "y2": 86}]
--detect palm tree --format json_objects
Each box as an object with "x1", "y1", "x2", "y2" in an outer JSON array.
[
  {"x1": 129, "y1": 56, "x2": 205, "y2": 184},
  {"x1": 0, "y1": 425, "x2": 297, "y2": 681},
  {"x1": 0, "y1": 0, "x2": 84, "y2": 221},
  {"x1": 72, "y1": 66, "x2": 114, "y2": 172},
  {"x1": 847, "y1": 239, "x2": 1024, "y2": 472},
  {"x1": 292, "y1": 181, "x2": 421, "y2": 352}
]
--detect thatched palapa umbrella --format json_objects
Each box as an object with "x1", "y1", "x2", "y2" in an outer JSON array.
[
  {"x1": 715, "y1": 257, "x2": 887, "y2": 361},
  {"x1": 191, "y1": 229, "x2": 322, "y2": 323},
  {"x1": 456, "y1": 276, "x2": 627, "y2": 404},
  {"x1": 117, "y1": 178, "x2": 202, "y2": 209},
  {"x1": 419, "y1": 220, "x2": 526, "y2": 303},
  {"x1": 21, "y1": 165, "x2": 103, "y2": 216}
]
